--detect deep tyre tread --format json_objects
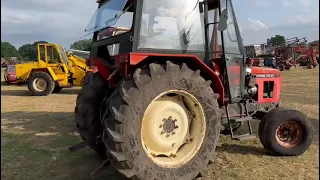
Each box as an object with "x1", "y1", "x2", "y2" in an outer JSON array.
[
  {"x1": 103, "y1": 62, "x2": 221, "y2": 180},
  {"x1": 258, "y1": 107, "x2": 313, "y2": 156},
  {"x1": 27, "y1": 71, "x2": 55, "y2": 96},
  {"x1": 75, "y1": 72, "x2": 109, "y2": 155}
]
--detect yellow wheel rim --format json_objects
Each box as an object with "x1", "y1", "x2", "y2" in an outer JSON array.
[{"x1": 141, "y1": 90, "x2": 206, "y2": 168}]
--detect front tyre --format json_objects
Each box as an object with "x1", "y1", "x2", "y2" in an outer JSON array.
[
  {"x1": 103, "y1": 61, "x2": 221, "y2": 180},
  {"x1": 258, "y1": 108, "x2": 313, "y2": 156},
  {"x1": 28, "y1": 72, "x2": 55, "y2": 96}
]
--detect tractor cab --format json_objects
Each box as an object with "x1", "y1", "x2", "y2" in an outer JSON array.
[{"x1": 86, "y1": 0, "x2": 247, "y2": 103}]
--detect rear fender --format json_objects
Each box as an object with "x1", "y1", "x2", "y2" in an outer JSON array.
[
  {"x1": 116, "y1": 53, "x2": 225, "y2": 105},
  {"x1": 15, "y1": 64, "x2": 33, "y2": 81},
  {"x1": 93, "y1": 58, "x2": 112, "y2": 83}
]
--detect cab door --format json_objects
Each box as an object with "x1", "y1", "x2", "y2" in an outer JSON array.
[
  {"x1": 45, "y1": 44, "x2": 69, "y2": 74},
  {"x1": 44, "y1": 44, "x2": 70, "y2": 85},
  {"x1": 220, "y1": 0, "x2": 245, "y2": 102}
]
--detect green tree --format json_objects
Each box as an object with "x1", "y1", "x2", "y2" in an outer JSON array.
[
  {"x1": 267, "y1": 35, "x2": 286, "y2": 46},
  {"x1": 1, "y1": 41, "x2": 21, "y2": 59},
  {"x1": 18, "y1": 44, "x2": 33, "y2": 59},
  {"x1": 70, "y1": 39, "x2": 92, "y2": 51}
]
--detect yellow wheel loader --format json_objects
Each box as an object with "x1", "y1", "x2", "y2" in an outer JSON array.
[{"x1": 15, "y1": 43, "x2": 92, "y2": 96}]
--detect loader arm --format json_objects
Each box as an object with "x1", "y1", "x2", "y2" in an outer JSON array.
[
  {"x1": 67, "y1": 54, "x2": 92, "y2": 86},
  {"x1": 68, "y1": 54, "x2": 91, "y2": 71}
]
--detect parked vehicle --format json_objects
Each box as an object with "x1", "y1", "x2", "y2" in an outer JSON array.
[
  {"x1": 15, "y1": 43, "x2": 93, "y2": 96},
  {"x1": 4, "y1": 65, "x2": 18, "y2": 84}
]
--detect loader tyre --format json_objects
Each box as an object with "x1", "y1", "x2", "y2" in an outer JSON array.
[
  {"x1": 258, "y1": 108, "x2": 313, "y2": 156},
  {"x1": 52, "y1": 85, "x2": 63, "y2": 93},
  {"x1": 103, "y1": 61, "x2": 221, "y2": 180},
  {"x1": 75, "y1": 72, "x2": 108, "y2": 155},
  {"x1": 28, "y1": 71, "x2": 55, "y2": 96}
]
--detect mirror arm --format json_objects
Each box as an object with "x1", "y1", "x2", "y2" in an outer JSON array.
[{"x1": 205, "y1": 22, "x2": 219, "y2": 26}]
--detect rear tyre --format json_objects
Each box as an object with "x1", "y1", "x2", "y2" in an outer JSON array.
[
  {"x1": 75, "y1": 72, "x2": 109, "y2": 155},
  {"x1": 28, "y1": 72, "x2": 55, "y2": 96},
  {"x1": 307, "y1": 62, "x2": 314, "y2": 69},
  {"x1": 258, "y1": 108, "x2": 313, "y2": 156},
  {"x1": 103, "y1": 61, "x2": 221, "y2": 180},
  {"x1": 276, "y1": 64, "x2": 285, "y2": 71},
  {"x1": 52, "y1": 86, "x2": 63, "y2": 93}
]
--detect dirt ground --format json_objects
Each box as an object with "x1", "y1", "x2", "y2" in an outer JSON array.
[{"x1": 1, "y1": 68, "x2": 319, "y2": 180}]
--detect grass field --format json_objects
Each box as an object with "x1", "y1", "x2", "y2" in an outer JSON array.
[{"x1": 1, "y1": 68, "x2": 319, "y2": 180}]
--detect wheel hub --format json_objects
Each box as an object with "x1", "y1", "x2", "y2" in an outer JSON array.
[
  {"x1": 33, "y1": 78, "x2": 47, "y2": 91},
  {"x1": 162, "y1": 117, "x2": 177, "y2": 134},
  {"x1": 275, "y1": 121, "x2": 303, "y2": 148},
  {"x1": 141, "y1": 90, "x2": 206, "y2": 168}
]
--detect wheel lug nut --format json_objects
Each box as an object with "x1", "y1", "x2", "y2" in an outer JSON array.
[
  {"x1": 162, "y1": 118, "x2": 166, "y2": 122},
  {"x1": 166, "y1": 134, "x2": 170, "y2": 138},
  {"x1": 169, "y1": 153, "x2": 176, "y2": 158},
  {"x1": 173, "y1": 119, "x2": 177, "y2": 122},
  {"x1": 161, "y1": 131, "x2": 165, "y2": 135},
  {"x1": 174, "y1": 125, "x2": 179, "y2": 129},
  {"x1": 172, "y1": 143, "x2": 175, "y2": 147},
  {"x1": 169, "y1": 116, "x2": 172, "y2": 119},
  {"x1": 159, "y1": 125, "x2": 162, "y2": 128},
  {"x1": 171, "y1": 132, "x2": 176, "y2": 135}
]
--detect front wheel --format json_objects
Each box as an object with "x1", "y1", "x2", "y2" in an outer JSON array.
[
  {"x1": 258, "y1": 108, "x2": 313, "y2": 156},
  {"x1": 103, "y1": 61, "x2": 221, "y2": 180},
  {"x1": 28, "y1": 72, "x2": 55, "y2": 96}
]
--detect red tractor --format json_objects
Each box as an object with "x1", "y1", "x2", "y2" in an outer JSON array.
[{"x1": 71, "y1": 0, "x2": 314, "y2": 179}]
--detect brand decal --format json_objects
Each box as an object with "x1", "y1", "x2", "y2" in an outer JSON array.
[{"x1": 254, "y1": 74, "x2": 278, "y2": 78}]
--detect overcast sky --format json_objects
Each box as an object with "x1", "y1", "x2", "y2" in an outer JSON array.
[{"x1": 1, "y1": 0, "x2": 319, "y2": 49}]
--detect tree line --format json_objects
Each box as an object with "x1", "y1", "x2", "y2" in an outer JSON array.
[
  {"x1": 2, "y1": 35, "x2": 317, "y2": 61},
  {"x1": 1, "y1": 39, "x2": 92, "y2": 61}
]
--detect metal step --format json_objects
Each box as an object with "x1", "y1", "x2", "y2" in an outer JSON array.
[
  {"x1": 234, "y1": 116, "x2": 252, "y2": 122},
  {"x1": 234, "y1": 134, "x2": 256, "y2": 141}
]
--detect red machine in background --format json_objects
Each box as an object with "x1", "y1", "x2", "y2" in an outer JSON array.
[
  {"x1": 245, "y1": 37, "x2": 318, "y2": 71},
  {"x1": 274, "y1": 42, "x2": 318, "y2": 68}
]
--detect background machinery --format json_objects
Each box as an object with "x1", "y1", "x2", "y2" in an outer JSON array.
[
  {"x1": 15, "y1": 43, "x2": 93, "y2": 96},
  {"x1": 245, "y1": 37, "x2": 318, "y2": 71},
  {"x1": 72, "y1": 0, "x2": 314, "y2": 179}
]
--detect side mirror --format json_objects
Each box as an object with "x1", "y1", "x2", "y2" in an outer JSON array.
[{"x1": 218, "y1": 9, "x2": 228, "y2": 31}]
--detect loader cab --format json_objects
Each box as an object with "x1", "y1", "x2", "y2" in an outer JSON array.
[
  {"x1": 87, "y1": 0, "x2": 245, "y2": 102},
  {"x1": 37, "y1": 44, "x2": 70, "y2": 74}
]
